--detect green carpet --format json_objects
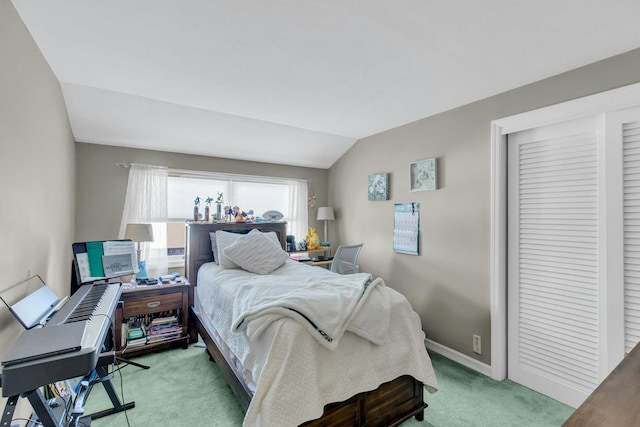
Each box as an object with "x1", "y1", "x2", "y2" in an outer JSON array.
[
  {"x1": 408, "y1": 353, "x2": 573, "y2": 427},
  {"x1": 84, "y1": 345, "x2": 574, "y2": 426}
]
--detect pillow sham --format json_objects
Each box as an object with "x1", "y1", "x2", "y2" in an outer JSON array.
[
  {"x1": 209, "y1": 232, "x2": 219, "y2": 264},
  {"x1": 223, "y1": 230, "x2": 289, "y2": 274},
  {"x1": 215, "y1": 230, "x2": 244, "y2": 269}
]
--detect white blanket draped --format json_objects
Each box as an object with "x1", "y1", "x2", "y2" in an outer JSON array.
[
  {"x1": 196, "y1": 260, "x2": 438, "y2": 427},
  {"x1": 231, "y1": 273, "x2": 390, "y2": 350}
]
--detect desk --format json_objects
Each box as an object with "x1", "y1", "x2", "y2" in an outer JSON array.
[{"x1": 288, "y1": 246, "x2": 333, "y2": 257}]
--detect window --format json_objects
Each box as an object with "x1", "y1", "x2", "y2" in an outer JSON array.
[
  {"x1": 168, "y1": 176, "x2": 290, "y2": 222},
  {"x1": 165, "y1": 171, "x2": 308, "y2": 264}
]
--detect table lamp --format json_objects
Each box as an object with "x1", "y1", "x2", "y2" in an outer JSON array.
[
  {"x1": 125, "y1": 223, "x2": 154, "y2": 278},
  {"x1": 317, "y1": 207, "x2": 335, "y2": 243}
]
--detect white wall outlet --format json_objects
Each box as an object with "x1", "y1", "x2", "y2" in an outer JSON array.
[{"x1": 473, "y1": 335, "x2": 481, "y2": 354}]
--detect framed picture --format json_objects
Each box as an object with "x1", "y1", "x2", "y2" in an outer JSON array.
[
  {"x1": 368, "y1": 173, "x2": 390, "y2": 201},
  {"x1": 410, "y1": 158, "x2": 437, "y2": 191}
]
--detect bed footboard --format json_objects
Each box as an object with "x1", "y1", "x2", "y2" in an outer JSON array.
[{"x1": 191, "y1": 307, "x2": 427, "y2": 426}]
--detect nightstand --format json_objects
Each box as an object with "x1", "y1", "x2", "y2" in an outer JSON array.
[{"x1": 114, "y1": 281, "x2": 189, "y2": 357}]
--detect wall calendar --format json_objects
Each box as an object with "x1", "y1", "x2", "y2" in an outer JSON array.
[{"x1": 393, "y1": 202, "x2": 420, "y2": 255}]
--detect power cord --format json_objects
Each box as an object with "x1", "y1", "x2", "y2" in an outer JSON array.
[{"x1": 116, "y1": 362, "x2": 132, "y2": 427}]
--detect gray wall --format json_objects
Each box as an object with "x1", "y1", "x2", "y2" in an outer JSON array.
[
  {"x1": 330, "y1": 48, "x2": 640, "y2": 365},
  {"x1": 75, "y1": 143, "x2": 329, "y2": 242},
  {"x1": 0, "y1": 0, "x2": 76, "y2": 417}
]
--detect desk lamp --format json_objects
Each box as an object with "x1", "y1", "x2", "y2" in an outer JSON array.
[
  {"x1": 317, "y1": 207, "x2": 335, "y2": 243},
  {"x1": 125, "y1": 223, "x2": 154, "y2": 278}
]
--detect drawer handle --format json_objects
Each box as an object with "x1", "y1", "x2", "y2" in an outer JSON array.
[{"x1": 147, "y1": 301, "x2": 161, "y2": 308}]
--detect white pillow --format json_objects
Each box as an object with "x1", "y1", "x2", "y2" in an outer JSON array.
[
  {"x1": 258, "y1": 230, "x2": 281, "y2": 246},
  {"x1": 209, "y1": 232, "x2": 219, "y2": 264},
  {"x1": 214, "y1": 229, "x2": 283, "y2": 269},
  {"x1": 215, "y1": 230, "x2": 244, "y2": 269},
  {"x1": 223, "y1": 230, "x2": 289, "y2": 274}
]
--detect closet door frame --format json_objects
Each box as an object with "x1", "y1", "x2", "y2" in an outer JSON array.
[{"x1": 490, "y1": 81, "x2": 640, "y2": 381}]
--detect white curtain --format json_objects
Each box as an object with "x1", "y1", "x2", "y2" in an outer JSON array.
[
  {"x1": 287, "y1": 180, "x2": 308, "y2": 243},
  {"x1": 119, "y1": 164, "x2": 169, "y2": 278}
]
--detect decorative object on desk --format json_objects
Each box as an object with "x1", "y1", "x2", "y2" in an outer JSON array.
[
  {"x1": 317, "y1": 206, "x2": 335, "y2": 243},
  {"x1": 262, "y1": 210, "x2": 284, "y2": 221},
  {"x1": 216, "y1": 192, "x2": 224, "y2": 220},
  {"x1": 204, "y1": 197, "x2": 213, "y2": 222},
  {"x1": 393, "y1": 202, "x2": 419, "y2": 255},
  {"x1": 410, "y1": 158, "x2": 437, "y2": 191},
  {"x1": 124, "y1": 223, "x2": 154, "y2": 278},
  {"x1": 305, "y1": 227, "x2": 321, "y2": 250},
  {"x1": 194, "y1": 196, "x2": 201, "y2": 221},
  {"x1": 368, "y1": 173, "x2": 390, "y2": 201}
]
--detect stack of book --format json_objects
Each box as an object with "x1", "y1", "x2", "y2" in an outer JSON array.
[
  {"x1": 126, "y1": 320, "x2": 147, "y2": 348},
  {"x1": 145, "y1": 315, "x2": 182, "y2": 344},
  {"x1": 127, "y1": 336, "x2": 147, "y2": 348}
]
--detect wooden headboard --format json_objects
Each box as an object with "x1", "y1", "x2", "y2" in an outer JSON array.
[{"x1": 184, "y1": 221, "x2": 287, "y2": 306}]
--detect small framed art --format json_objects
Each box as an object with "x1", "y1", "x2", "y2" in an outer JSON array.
[
  {"x1": 410, "y1": 158, "x2": 437, "y2": 191},
  {"x1": 368, "y1": 173, "x2": 390, "y2": 201}
]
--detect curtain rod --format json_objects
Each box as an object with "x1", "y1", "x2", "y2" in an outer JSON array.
[
  {"x1": 116, "y1": 163, "x2": 310, "y2": 184},
  {"x1": 170, "y1": 168, "x2": 309, "y2": 184}
]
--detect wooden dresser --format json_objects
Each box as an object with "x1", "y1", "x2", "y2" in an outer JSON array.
[{"x1": 563, "y1": 341, "x2": 640, "y2": 426}]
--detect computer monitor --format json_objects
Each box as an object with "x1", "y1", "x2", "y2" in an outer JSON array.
[{"x1": 71, "y1": 240, "x2": 138, "y2": 292}]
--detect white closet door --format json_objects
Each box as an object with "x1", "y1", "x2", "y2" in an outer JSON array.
[
  {"x1": 606, "y1": 107, "x2": 640, "y2": 356},
  {"x1": 624, "y1": 118, "x2": 640, "y2": 353},
  {"x1": 508, "y1": 116, "x2": 602, "y2": 407}
]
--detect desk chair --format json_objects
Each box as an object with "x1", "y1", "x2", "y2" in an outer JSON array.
[{"x1": 331, "y1": 244, "x2": 363, "y2": 274}]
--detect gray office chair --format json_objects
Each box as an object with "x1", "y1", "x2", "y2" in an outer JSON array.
[{"x1": 331, "y1": 244, "x2": 363, "y2": 274}]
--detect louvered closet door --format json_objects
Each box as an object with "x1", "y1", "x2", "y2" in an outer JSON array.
[
  {"x1": 619, "y1": 110, "x2": 640, "y2": 354},
  {"x1": 508, "y1": 116, "x2": 602, "y2": 408}
]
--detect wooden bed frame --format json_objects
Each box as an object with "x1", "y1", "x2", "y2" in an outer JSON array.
[{"x1": 185, "y1": 221, "x2": 427, "y2": 426}]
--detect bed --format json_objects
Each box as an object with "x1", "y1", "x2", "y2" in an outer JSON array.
[{"x1": 185, "y1": 222, "x2": 437, "y2": 426}]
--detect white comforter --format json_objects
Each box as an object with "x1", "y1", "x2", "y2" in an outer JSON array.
[{"x1": 197, "y1": 260, "x2": 438, "y2": 427}]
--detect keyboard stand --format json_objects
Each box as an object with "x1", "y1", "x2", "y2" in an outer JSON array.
[{"x1": 0, "y1": 352, "x2": 135, "y2": 427}]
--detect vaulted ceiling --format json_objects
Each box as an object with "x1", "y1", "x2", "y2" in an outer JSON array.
[{"x1": 12, "y1": 1, "x2": 640, "y2": 168}]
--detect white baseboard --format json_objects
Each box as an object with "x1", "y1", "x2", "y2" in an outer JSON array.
[{"x1": 425, "y1": 338, "x2": 492, "y2": 377}]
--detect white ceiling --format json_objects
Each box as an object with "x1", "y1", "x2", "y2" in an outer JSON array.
[{"x1": 12, "y1": 1, "x2": 640, "y2": 169}]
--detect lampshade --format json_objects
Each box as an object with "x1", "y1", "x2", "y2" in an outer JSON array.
[
  {"x1": 124, "y1": 223, "x2": 154, "y2": 243},
  {"x1": 317, "y1": 207, "x2": 335, "y2": 221}
]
